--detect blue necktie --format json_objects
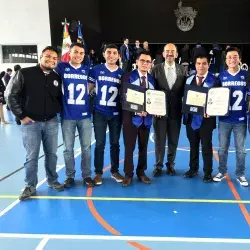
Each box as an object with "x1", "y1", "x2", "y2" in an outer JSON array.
[{"x1": 126, "y1": 47, "x2": 130, "y2": 60}]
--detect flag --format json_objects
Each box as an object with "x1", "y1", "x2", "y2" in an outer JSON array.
[
  {"x1": 61, "y1": 18, "x2": 72, "y2": 62},
  {"x1": 76, "y1": 21, "x2": 86, "y2": 46}
]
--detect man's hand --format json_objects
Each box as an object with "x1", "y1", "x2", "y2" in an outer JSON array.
[
  {"x1": 203, "y1": 114, "x2": 210, "y2": 118},
  {"x1": 21, "y1": 117, "x2": 35, "y2": 124}
]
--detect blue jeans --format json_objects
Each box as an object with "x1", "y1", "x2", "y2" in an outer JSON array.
[
  {"x1": 21, "y1": 117, "x2": 59, "y2": 187},
  {"x1": 93, "y1": 111, "x2": 122, "y2": 174},
  {"x1": 61, "y1": 118, "x2": 92, "y2": 179},
  {"x1": 218, "y1": 121, "x2": 247, "y2": 177}
]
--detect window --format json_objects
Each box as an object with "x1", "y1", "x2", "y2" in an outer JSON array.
[{"x1": 2, "y1": 45, "x2": 38, "y2": 63}]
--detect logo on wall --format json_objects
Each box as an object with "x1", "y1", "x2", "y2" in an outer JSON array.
[{"x1": 174, "y1": 0, "x2": 198, "y2": 32}]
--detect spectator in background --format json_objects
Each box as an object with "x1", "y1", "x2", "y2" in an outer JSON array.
[
  {"x1": 4, "y1": 68, "x2": 12, "y2": 110},
  {"x1": 143, "y1": 41, "x2": 150, "y2": 52},
  {"x1": 0, "y1": 71, "x2": 9, "y2": 125},
  {"x1": 133, "y1": 40, "x2": 143, "y2": 63},
  {"x1": 89, "y1": 49, "x2": 98, "y2": 69},
  {"x1": 120, "y1": 38, "x2": 132, "y2": 73}
]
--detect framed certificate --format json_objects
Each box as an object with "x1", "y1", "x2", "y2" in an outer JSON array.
[
  {"x1": 145, "y1": 89, "x2": 167, "y2": 116},
  {"x1": 182, "y1": 85, "x2": 230, "y2": 116},
  {"x1": 122, "y1": 82, "x2": 145, "y2": 112},
  {"x1": 206, "y1": 87, "x2": 230, "y2": 116},
  {"x1": 182, "y1": 85, "x2": 208, "y2": 115}
]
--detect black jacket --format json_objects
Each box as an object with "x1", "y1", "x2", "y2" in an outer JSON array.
[
  {"x1": 151, "y1": 63, "x2": 186, "y2": 119},
  {"x1": 8, "y1": 65, "x2": 62, "y2": 121}
]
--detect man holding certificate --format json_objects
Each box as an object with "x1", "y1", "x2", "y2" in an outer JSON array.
[
  {"x1": 121, "y1": 51, "x2": 154, "y2": 187},
  {"x1": 183, "y1": 55, "x2": 217, "y2": 182}
]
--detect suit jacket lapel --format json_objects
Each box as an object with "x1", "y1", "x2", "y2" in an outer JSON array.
[{"x1": 160, "y1": 63, "x2": 170, "y2": 91}]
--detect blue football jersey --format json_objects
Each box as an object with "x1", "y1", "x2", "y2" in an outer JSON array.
[
  {"x1": 54, "y1": 62, "x2": 91, "y2": 120},
  {"x1": 88, "y1": 64, "x2": 123, "y2": 116},
  {"x1": 218, "y1": 69, "x2": 250, "y2": 123}
]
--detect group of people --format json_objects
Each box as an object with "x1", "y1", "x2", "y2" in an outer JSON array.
[{"x1": 6, "y1": 41, "x2": 250, "y2": 201}]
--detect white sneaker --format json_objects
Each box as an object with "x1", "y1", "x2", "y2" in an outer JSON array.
[
  {"x1": 236, "y1": 176, "x2": 249, "y2": 187},
  {"x1": 213, "y1": 173, "x2": 226, "y2": 182}
]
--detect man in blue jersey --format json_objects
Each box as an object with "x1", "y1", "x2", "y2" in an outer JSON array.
[
  {"x1": 213, "y1": 47, "x2": 250, "y2": 187},
  {"x1": 88, "y1": 44, "x2": 124, "y2": 185},
  {"x1": 54, "y1": 43, "x2": 95, "y2": 188}
]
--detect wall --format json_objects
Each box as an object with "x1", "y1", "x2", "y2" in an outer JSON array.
[
  {"x1": 0, "y1": 0, "x2": 51, "y2": 72},
  {"x1": 100, "y1": 0, "x2": 250, "y2": 44},
  {"x1": 48, "y1": 0, "x2": 101, "y2": 53}
]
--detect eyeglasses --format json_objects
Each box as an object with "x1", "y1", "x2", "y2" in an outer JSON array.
[
  {"x1": 226, "y1": 56, "x2": 239, "y2": 60},
  {"x1": 139, "y1": 59, "x2": 152, "y2": 64}
]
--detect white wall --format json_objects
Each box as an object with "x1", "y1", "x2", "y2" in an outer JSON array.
[{"x1": 0, "y1": 0, "x2": 51, "y2": 72}]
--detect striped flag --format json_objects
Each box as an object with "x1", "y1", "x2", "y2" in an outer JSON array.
[{"x1": 61, "y1": 18, "x2": 72, "y2": 62}]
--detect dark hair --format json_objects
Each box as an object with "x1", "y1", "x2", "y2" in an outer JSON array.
[
  {"x1": 42, "y1": 46, "x2": 58, "y2": 55},
  {"x1": 104, "y1": 44, "x2": 119, "y2": 52},
  {"x1": 123, "y1": 38, "x2": 129, "y2": 42},
  {"x1": 225, "y1": 46, "x2": 241, "y2": 57},
  {"x1": 6, "y1": 68, "x2": 12, "y2": 72},
  {"x1": 0, "y1": 71, "x2": 5, "y2": 78},
  {"x1": 14, "y1": 64, "x2": 21, "y2": 72},
  {"x1": 136, "y1": 50, "x2": 152, "y2": 60},
  {"x1": 70, "y1": 42, "x2": 86, "y2": 51},
  {"x1": 194, "y1": 54, "x2": 210, "y2": 64}
]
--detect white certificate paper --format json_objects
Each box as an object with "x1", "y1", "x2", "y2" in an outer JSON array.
[
  {"x1": 126, "y1": 88, "x2": 144, "y2": 105},
  {"x1": 186, "y1": 90, "x2": 207, "y2": 107},
  {"x1": 206, "y1": 88, "x2": 230, "y2": 116},
  {"x1": 145, "y1": 89, "x2": 166, "y2": 116}
]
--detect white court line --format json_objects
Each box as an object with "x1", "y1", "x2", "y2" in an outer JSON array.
[
  {"x1": 0, "y1": 233, "x2": 250, "y2": 244},
  {"x1": 0, "y1": 136, "x2": 98, "y2": 218},
  {"x1": 36, "y1": 237, "x2": 50, "y2": 250}
]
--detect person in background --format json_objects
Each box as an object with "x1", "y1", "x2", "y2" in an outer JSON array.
[{"x1": 0, "y1": 71, "x2": 9, "y2": 125}]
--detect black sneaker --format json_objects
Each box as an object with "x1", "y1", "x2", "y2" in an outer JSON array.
[
  {"x1": 64, "y1": 178, "x2": 75, "y2": 188},
  {"x1": 184, "y1": 169, "x2": 198, "y2": 178},
  {"x1": 203, "y1": 174, "x2": 213, "y2": 183},
  {"x1": 19, "y1": 186, "x2": 36, "y2": 201},
  {"x1": 47, "y1": 181, "x2": 64, "y2": 191},
  {"x1": 84, "y1": 177, "x2": 95, "y2": 187},
  {"x1": 152, "y1": 168, "x2": 162, "y2": 177}
]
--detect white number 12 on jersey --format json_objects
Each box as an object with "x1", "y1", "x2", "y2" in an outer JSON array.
[
  {"x1": 67, "y1": 83, "x2": 86, "y2": 105},
  {"x1": 99, "y1": 86, "x2": 118, "y2": 106}
]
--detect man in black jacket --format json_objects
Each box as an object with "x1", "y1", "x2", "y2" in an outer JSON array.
[
  {"x1": 8, "y1": 46, "x2": 64, "y2": 200},
  {"x1": 151, "y1": 43, "x2": 186, "y2": 176}
]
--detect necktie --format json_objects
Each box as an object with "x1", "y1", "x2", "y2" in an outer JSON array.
[
  {"x1": 167, "y1": 67, "x2": 174, "y2": 89},
  {"x1": 126, "y1": 47, "x2": 130, "y2": 60},
  {"x1": 191, "y1": 76, "x2": 204, "y2": 130},
  {"x1": 141, "y1": 76, "x2": 146, "y2": 88},
  {"x1": 197, "y1": 76, "x2": 204, "y2": 86}
]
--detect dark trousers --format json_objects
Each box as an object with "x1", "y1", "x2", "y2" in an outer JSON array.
[
  {"x1": 93, "y1": 111, "x2": 122, "y2": 174},
  {"x1": 186, "y1": 123, "x2": 213, "y2": 174},
  {"x1": 123, "y1": 111, "x2": 150, "y2": 178},
  {"x1": 153, "y1": 117, "x2": 182, "y2": 168}
]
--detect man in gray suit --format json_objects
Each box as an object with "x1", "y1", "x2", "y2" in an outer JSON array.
[{"x1": 151, "y1": 43, "x2": 186, "y2": 176}]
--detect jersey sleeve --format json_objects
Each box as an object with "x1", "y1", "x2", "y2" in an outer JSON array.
[
  {"x1": 54, "y1": 62, "x2": 64, "y2": 76},
  {"x1": 88, "y1": 67, "x2": 97, "y2": 84}
]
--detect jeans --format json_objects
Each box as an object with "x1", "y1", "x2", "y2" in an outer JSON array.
[
  {"x1": 218, "y1": 121, "x2": 247, "y2": 177},
  {"x1": 21, "y1": 117, "x2": 59, "y2": 187},
  {"x1": 93, "y1": 111, "x2": 122, "y2": 174},
  {"x1": 61, "y1": 118, "x2": 92, "y2": 179}
]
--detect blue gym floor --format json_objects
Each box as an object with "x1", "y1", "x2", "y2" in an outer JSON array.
[{"x1": 1, "y1": 107, "x2": 250, "y2": 250}]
